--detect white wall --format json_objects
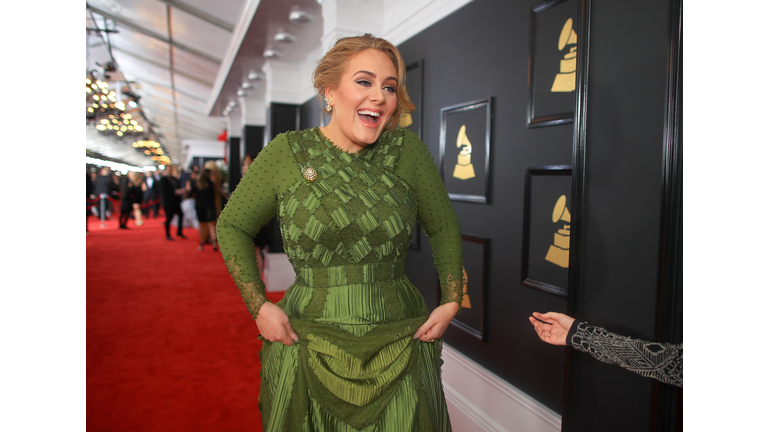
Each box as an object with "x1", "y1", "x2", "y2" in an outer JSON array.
[{"x1": 442, "y1": 344, "x2": 562, "y2": 432}]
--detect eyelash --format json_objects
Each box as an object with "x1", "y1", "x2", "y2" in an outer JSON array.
[{"x1": 356, "y1": 80, "x2": 396, "y2": 93}]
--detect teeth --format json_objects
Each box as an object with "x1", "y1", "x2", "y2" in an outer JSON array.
[{"x1": 358, "y1": 110, "x2": 380, "y2": 117}]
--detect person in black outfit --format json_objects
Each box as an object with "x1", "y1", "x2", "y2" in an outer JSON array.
[
  {"x1": 142, "y1": 170, "x2": 161, "y2": 218},
  {"x1": 187, "y1": 168, "x2": 218, "y2": 251},
  {"x1": 93, "y1": 167, "x2": 117, "y2": 226},
  {"x1": 118, "y1": 172, "x2": 143, "y2": 229},
  {"x1": 86, "y1": 170, "x2": 94, "y2": 233},
  {"x1": 160, "y1": 165, "x2": 186, "y2": 241}
]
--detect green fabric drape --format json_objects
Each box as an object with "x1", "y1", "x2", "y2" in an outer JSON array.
[{"x1": 217, "y1": 127, "x2": 463, "y2": 431}]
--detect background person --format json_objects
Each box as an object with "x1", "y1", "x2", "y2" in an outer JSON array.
[
  {"x1": 187, "y1": 168, "x2": 218, "y2": 251},
  {"x1": 160, "y1": 165, "x2": 186, "y2": 241}
]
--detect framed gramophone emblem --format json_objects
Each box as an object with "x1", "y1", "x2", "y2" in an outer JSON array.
[
  {"x1": 527, "y1": 0, "x2": 579, "y2": 128},
  {"x1": 521, "y1": 166, "x2": 572, "y2": 297},
  {"x1": 439, "y1": 234, "x2": 488, "y2": 341},
  {"x1": 439, "y1": 97, "x2": 492, "y2": 204}
]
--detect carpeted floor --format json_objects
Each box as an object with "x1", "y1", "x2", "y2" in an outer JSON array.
[{"x1": 87, "y1": 212, "x2": 282, "y2": 431}]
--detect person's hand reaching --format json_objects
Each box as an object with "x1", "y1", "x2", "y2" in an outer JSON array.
[{"x1": 529, "y1": 311, "x2": 575, "y2": 346}]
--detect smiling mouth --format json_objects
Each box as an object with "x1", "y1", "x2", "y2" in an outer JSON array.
[{"x1": 358, "y1": 110, "x2": 382, "y2": 127}]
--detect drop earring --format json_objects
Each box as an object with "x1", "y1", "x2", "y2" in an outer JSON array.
[{"x1": 324, "y1": 97, "x2": 333, "y2": 112}]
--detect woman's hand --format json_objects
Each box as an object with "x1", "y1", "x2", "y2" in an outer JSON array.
[
  {"x1": 528, "y1": 311, "x2": 575, "y2": 346},
  {"x1": 255, "y1": 302, "x2": 299, "y2": 346},
  {"x1": 414, "y1": 302, "x2": 460, "y2": 343}
]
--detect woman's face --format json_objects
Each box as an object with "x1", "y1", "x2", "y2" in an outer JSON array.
[{"x1": 325, "y1": 49, "x2": 398, "y2": 151}]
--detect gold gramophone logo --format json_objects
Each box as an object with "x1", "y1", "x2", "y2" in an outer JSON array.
[
  {"x1": 551, "y1": 18, "x2": 577, "y2": 93},
  {"x1": 399, "y1": 111, "x2": 413, "y2": 128},
  {"x1": 461, "y1": 267, "x2": 471, "y2": 309},
  {"x1": 453, "y1": 125, "x2": 475, "y2": 180},
  {"x1": 545, "y1": 195, "x2": 570, "y2": 268}
]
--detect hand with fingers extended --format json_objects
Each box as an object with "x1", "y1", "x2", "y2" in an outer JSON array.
[
  {"x1": 255, "y1": 302, "x2": 299, "y2": 346},
  {"x1": 413, "y1": 302, "x2": 460, "y2": 343},
  {"x1": 529, "y1": 311, "x2": 575, "y2": 346}
]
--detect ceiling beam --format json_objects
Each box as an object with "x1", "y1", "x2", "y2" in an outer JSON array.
[
  {"x1": 154, "y1": 0, "x2": 234, "y2": 32},
  {"x1": 104, "y1": 44, "x2": 215, "y2": 88},
  {"x1": 86, "y1": 4, "x2": 222, "y2": 66}
]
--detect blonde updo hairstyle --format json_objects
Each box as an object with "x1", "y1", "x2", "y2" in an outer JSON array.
[{"x1": 312, "y1": 33, "x2": 415, "y2": 131}]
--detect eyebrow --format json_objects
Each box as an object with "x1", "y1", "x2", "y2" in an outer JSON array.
[{"x1": 355, "y1": 70, "x2": 398, "y2": 83}]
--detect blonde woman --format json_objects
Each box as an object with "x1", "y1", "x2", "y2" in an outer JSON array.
[{"x1": 217, "y1": 34, "x2": 463, "y2": 431}]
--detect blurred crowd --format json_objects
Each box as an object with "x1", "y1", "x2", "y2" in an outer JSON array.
[{"x1": 86, "y1": 162, "x2": 229, "y2": 251}]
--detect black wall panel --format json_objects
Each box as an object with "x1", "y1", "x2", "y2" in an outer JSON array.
[
  {"x1": 398, "y1": 0, "x2": 681, "y2": 427},
  {"x1": 563, "y1": 0, "x2": 675, "y2": 430},
  {"x1": 398, "y1": 0, "x2": 573, "y2": 413}
]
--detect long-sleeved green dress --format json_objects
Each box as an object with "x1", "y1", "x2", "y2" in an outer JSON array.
[{"x1": 217, "y1": 127, "x2": 464, "y2": 431}]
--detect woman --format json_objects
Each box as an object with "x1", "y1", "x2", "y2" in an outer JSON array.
[
  {"x1": 203, "y1": 160, "x2": 225, "y2": 216},
  {"x1": 118, "y1": 172, "x2": 143, "y2": 229},
  {"x1": 188, "y1": 168, "x2": 219, "y2": 251},
  {"x1": 217, "y1": 34, "x2": 463, "y2": 431}
]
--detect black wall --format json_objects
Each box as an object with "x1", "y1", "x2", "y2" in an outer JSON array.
[
  {"x1": 564, "y1": 0, "x2": 682, "y2": 431},
  {"x1": 226, "y1": 137, "x2": 241, "y2": 193},
  {"x1": 397, "y1": 0, "x2": 681, "y2": 428},
  {"x1": 398, "y1": 0, "x2": 572, "y2": 413}
]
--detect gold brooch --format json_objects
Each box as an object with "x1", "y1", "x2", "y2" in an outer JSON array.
[{"x1": 302, "y1": 166, "x2": 317, "y2": 182}]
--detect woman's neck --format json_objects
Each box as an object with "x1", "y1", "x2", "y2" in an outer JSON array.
[{"x1": 319, "y1": 123, "x2": 366, "y2": 154}]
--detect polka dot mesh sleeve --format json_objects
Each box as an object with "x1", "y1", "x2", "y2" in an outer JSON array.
[
  {"x1": 216, "y1": 135, "x2": 297, "y2": 320},
  {"x1": 395, "y1": 130, "x2": 464, "y2": 307}
]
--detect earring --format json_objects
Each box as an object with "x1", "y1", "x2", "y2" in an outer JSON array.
[{"x1": 324, "y1": 97, "x2": 332, "y2": 112}]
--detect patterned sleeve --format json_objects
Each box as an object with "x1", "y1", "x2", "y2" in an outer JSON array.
[
  {"x1": 396, "y1": 129, "x2": 464, "y2": 307},
  {"x1": 216, "y1": 134, "x2": 294, "y2": 320},
  {"x1": 567, "y1": 321, "x2": 683, "y2": 387}
]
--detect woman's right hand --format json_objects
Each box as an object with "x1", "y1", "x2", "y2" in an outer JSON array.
[{"x1": 255, "y1": 302, "x2": 299, "y2": 346}]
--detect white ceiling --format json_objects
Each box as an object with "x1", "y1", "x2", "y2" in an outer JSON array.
[{"x1": 85, "y1": 0, "x2": 473, "y2": 168}]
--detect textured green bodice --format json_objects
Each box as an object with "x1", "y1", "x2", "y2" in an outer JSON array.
[{"x1": 217, "y1": 127, "x2": 463, "y2": 431}]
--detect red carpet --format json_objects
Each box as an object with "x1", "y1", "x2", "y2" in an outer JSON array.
[{"x1": 87, "y1": 212, "x2": 282, "y2": 431}]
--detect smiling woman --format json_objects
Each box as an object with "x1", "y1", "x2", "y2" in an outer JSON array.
[{"x1": 216, "y1": 33, "x2": 463, "y2": 431}]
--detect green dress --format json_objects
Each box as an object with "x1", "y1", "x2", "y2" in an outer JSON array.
[{"x1": 217, "y1": 127, "x2": 464, "y2": 431}]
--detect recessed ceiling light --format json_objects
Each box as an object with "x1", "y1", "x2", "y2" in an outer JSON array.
[
  {"x1": 264, "y1": 48, "x2": 283, "y2": 58},
  {"x1": 248, "y1": 70, "x2": 264, "y2": 81},
  {"x1": 241, "y1": 81, "x2": 252, "y2": 89},
  {"x1": 236, "y1": 88, "x2": 247, "y2": 97},
  {"x1": 289, "y1": 10, "x2": 313, "y2": 24},
  {"x1": 274, "y1": 31, "x2": 297, "y2": 43}
]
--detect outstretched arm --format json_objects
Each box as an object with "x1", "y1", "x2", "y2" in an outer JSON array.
[{"x1": 529, "y1": 311, "x2": 683, "y2": 387}]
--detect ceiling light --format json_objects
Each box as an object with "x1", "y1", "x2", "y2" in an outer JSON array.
[
  {"x1": 274, "y1": 32, "x2": 297, "y2": 43},
  {"x1": 263, "y1": 48, "x2": 282, "y2": 58},
  {"x1": 241, "y1": 81, "x2": 252, "y2": 89},
  {"x1": 288, "y1": 10, "x2": 313, "y2": 24},
  {"x1": 248, "y1": 70, "x2": 264, "y2": 81},
  {"x1": 236, "y1": 89, "x2": 247, "y2": 97}
]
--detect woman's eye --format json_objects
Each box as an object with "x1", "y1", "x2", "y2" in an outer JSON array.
[
  {"x1": 356, "y1": 80, "x2": 371, "y2": 87},
  {"x1": 384, "y1": 86, "x2": 396, "y2": 93}
]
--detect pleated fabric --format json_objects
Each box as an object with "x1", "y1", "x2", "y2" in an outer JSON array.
[{"x1": 217, "y1": 128, "x2": 463, "y2": 431}]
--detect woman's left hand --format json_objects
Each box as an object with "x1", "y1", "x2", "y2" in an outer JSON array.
[{"x1": 414, "y1": 302, "x2": 460, "y2": 342}]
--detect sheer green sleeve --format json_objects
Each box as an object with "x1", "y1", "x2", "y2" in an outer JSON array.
[
  {"x1": 395, "y1": 129, "x2": 464, "y2": 307},
  {"x1": 216, "y1": 134, "x2": 296, "y2": 320}
]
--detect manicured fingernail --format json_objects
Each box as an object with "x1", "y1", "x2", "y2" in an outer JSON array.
[
  {"x1": 413, "y1": 331, "x2": 422, "y2": 339},
  {"x1": 291, "y1": 333, "x2": 298, "y2": 341}
]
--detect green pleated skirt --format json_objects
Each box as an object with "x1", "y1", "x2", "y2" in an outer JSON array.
[{"x1": 258, "y1": 264, "x2": 452, "y2": 431}]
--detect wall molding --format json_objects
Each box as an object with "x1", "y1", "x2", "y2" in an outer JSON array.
[{"x1": 442, "y1": 344, "x2": 561, "y2": 432}]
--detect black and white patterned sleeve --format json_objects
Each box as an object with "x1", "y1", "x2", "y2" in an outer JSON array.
[{"x1": 567, "y1": 321, "x2": 683, "y2": 387}]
